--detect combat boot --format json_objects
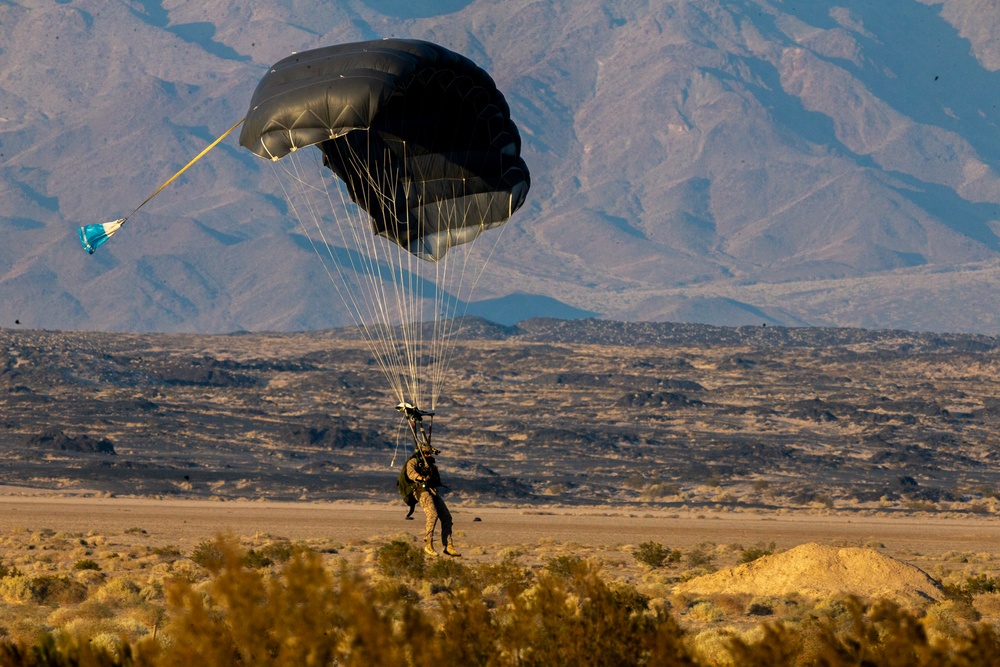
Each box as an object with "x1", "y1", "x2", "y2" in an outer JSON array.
[
  {"x1": 424, "y1": 539, "x2": 438, "y2": 558},
  {"x1": 444, "y1": 542, "x2": 461, "y2": 557}
]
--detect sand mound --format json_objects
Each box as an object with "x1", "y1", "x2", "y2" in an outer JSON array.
[{"x1": 674, "y1": 542, "x2": 943, "y2": 605}]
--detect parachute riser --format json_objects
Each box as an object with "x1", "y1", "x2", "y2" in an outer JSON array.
[{"x1": 397, "y1": 402, "x2": 437, "y2": 465}]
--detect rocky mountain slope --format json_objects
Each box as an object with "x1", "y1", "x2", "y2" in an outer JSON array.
[{"x1": 3, "y1": 0, "x2": 1000, "y2": 333}]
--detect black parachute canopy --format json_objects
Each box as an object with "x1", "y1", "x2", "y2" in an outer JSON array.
[{"x1": 239, "y1": 39, "x2": 530, "y2": 260}]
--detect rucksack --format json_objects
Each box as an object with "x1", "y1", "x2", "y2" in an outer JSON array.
[{"x1": 397, "y1": 461, "x2": 419, "y2": 506}]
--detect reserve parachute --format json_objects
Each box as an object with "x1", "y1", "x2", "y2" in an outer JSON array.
[{"x1": 239, "y1": 39, "x2": 530, "y2": 412}]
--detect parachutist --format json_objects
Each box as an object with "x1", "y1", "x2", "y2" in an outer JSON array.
[{"x1": 398, "y1": 441, "x2": 459, "y2": 557}]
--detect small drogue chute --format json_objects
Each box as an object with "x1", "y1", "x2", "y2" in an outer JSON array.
[{"x1": 78, "y1": 119, "x2": 245, "y2": 253}]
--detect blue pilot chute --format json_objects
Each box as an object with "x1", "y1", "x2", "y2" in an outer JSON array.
[
  {"x1": 77, "y1": 119, "x2": 244, "y2": 254},
  {"x1": 78, "y1": 219, "x2": 125, "y2": 254}
]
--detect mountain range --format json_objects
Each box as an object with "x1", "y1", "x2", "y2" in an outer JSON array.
[{"x1": 3, "y1": 0, "x2": 1000, "y2": 334}]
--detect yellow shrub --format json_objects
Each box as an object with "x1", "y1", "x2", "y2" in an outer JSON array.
[{"x1": 0, "y1": 576, "x2": 34, "y2": 604}]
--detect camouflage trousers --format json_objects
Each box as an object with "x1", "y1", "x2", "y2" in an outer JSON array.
[{"x1": 417, "y1": 489, "x2": 453, "y2": 546}]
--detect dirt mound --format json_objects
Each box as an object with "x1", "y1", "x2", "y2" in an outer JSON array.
[{"x1": 674, "y1": 542, "x2": 943, "y2": 605}]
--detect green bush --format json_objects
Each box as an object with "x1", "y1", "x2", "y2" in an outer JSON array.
[
  {"x1": 544, "y1": 554, "x2": 586, "y2": 578},
  {"x1": 739, "y1": 542, "x2": 776, "y2": 564},
  {"x1": 259, "y1": 540, "x2": 310, "y2": 564},
  {"x1": 151, "y1": 545, "x2": 181, "y2": 558},
  {"x1": 374, "y1": 539, "x2": 425, "y2": 579},
  {"x1": 426, "y1": 555, "x2": 472, "y2": 586},
  {"x1": 686, "y1": 544, "x2": 716, "y2": 569},
  {"x1": 73, "y1": 559, "x2": 101, "y2": 571},
  {"x1": 633, "y1": 541, "x2": 679, "y2": 568},
  {"x1": 241, "y1": 549, "x2": 273, "y2": 570},
  {"x1": 729, "y1": 596, "x2": 1000, "y2": 666},
  {"x1": 190, "y1": 539, "x2": 227, "y2": 571},
  {"x1": 30, "y1": 575, "x2": 88, "y2": 606}
]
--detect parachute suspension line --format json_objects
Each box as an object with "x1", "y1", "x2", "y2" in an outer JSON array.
[
  {"x1": 264, "y1": 133, "x2": 515, "y2": 416},
  {"x1": 359, "y1": 137, "x2": 419, "y2": 406},
  {"x1": 328, "y1": 138, "x2": 406, "y2": 401},
  {"x1": 268, "y1": 148, "x2": 405, "y2": 403},
  {"x1": 340, "y1": 141, "x2": 416, "y2": 406},
  {"x1": 428, "y1": 186, "x2": 514, "y2": 410}
]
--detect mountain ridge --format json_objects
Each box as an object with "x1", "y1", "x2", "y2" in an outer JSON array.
[{"x1": 3, "y1": 0, "x2": 1000, "y2": 334}]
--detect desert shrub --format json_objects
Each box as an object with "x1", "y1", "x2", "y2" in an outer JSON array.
[
  {"x1": 374, "y1": 539, "x2": 425, "y2": 579},
  {"x1": 633, "y1": 541, "x2": 680, "y2": 568},
  {"x1": 642, "y1": 482, "x2": 680, "y2": 499},
  {"x1": 544, "y1": 554, "x2": 586, "y2": 578},
  {"x1": 0, "y1": 632, "x2": 133, "y2": 667},
  {"x1": 151, "y1": 545, "x2": 181, "y2": 558},
  {"x1": 738, "y1": 542, "x2": 775, "y2": 564},
  {"x1": 943, "y1": 573, "x2": 1000, "y2": 604},
  {"x1": 373, "y1": 579, "x2": 421, "y2": 606},
  {"x1": 159, "y1": 542, "x2": 692, "y2": 666},
  {"x1": 712, "y1": 594, "x2": 749, "y2": 616},
  {"x1": 723, "y1": 622, "x2": 803, "y2": 667},
  {"x1": 426, "y1": 555, "x2": 472, "y2": 586},
  {"x1": 4, "y1": 539, "x2": 1000, "y2": 667},
  {"x1": 924, "y1": 599, "x2": 982, "y2": 643},
  {"x1": 688, "y1": 600, "x2": 724, "y2": 623},
  {"x1": 501, "y1": 561, "x2": 693, "y2": 666},
  {"x1": 190, "y1": 539, "x2": 227, "y2": 571},
  {"x1": 259, "y1": 540, "x2": 309, "y2": 564},
  {"x1": 73, "y1": 559, "x2": 101, "y2": 571},
  {"x1": 728, "y1": 596, "x2": 1000, "y2": 666},
  {"x1": 473, "y1": 553, "x2": 533, "y2": 598},
  {"x1": 972, "y1": 592, "x2": 1000, "y2": 620},
  {"x1": 93, "y1": 577, "x2": 142, "y2": 606},
  {"x1": 153, "y1": 540, "x2": 421, "y2": 666},
  {"x1": 746, "y1": 600, "x2": 773, "y2": 616},
  {"x1": 962, "y1": 574, "x2": 1000, "y2": 595},
  {"x1": 686, "y1": 544, "x2": 716, "y2": 570},
  {"x1": 609, "y1": 583, "x2": 650, "y2": 614},
  {"x1": 30, "y1": 575, "x2": 87, "y2": 606},
  {"x1": 241, "y1": 549, "x2": 273, "y2": 570},
  {"x1": 0, "y1": 576, "x2": 35, "y2": 604}
]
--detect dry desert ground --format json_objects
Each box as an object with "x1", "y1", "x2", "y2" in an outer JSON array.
[{"x1": 1, "y1": 488, "x2": 997, "y2": 581}]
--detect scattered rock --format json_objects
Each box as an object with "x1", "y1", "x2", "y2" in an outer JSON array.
[{"x1": 25, "y1": 428, "x2": 116, "y2": 454}]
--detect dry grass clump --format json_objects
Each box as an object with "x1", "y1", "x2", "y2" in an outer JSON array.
[{"x1": 0, "y1": 532, "x2": 997, "y2": 665}]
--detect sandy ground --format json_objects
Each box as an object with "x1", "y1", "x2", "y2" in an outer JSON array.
[{"x1": 0, "y1": 489, "x2": 996, "y2": 562}]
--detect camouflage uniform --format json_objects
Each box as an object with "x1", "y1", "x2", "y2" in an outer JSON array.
[{"x1": 405, "y1": 452, "x2": 457, "y2": 556}]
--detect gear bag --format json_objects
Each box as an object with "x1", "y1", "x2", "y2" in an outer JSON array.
[{"x1": 397, "y1": 465, "x2": 419, "y2": 506}]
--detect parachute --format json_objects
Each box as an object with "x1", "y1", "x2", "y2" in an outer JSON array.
[{"x1": 239, "y1": 39, "x2": 530, "y2": 411}]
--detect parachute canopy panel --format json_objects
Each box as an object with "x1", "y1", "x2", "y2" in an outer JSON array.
[{"x1": 239, "y1": 39, "x2": 530, "y2": 260}]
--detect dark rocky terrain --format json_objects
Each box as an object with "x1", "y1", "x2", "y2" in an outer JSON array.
[{"x1": 1, "y1": 319, "x2": 998, "y2": 513}]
